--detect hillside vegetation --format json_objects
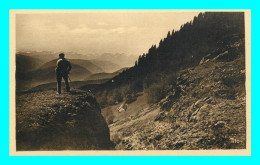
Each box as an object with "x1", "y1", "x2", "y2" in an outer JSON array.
[{"x1": 94, "y1": 12, "x2": 245, "y2": 108}]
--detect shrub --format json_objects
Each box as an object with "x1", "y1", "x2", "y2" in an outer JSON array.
[
  {"x1": 145, "y1": 83, "x2": 168, "y2": 104},
  {"x1": 111, "y1": 133, "x2": 122, "y2": 145},
  {"x1": 106, "y1": 114, "x2": 115, "y2": 125},
  {"x1": 112, "y1": 88, "x2": 123, "y2": 103}
]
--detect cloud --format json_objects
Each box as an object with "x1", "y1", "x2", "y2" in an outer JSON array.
[
  {"x1": 71, "y1": 27, "x2": 97, "y2": 34},
  {"x1": 70, "y1": 25, "x2": 139, "y2": 35},
  {"x1": 97, "y1": 22, "x2": 109, "y2": 26},
  {"x1": 111, "y1": 26, "x2": 139, "y2": 34}
]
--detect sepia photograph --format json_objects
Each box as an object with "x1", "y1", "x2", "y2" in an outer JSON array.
[{"x1": 9, "y1": 10, "x2": 251, "y2": 155}]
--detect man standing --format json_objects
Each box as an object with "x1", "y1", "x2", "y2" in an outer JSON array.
[{"x1": 55, "y1": 53, "x2": 72, "y2": 94}]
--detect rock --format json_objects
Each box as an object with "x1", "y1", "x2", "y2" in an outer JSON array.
[
  {"x1": 154, "y1": 135, "x2": 163, "y2": 141},
  {"x1": 212, "y1": 121, "x2": 227, "y2": 130},
  {"x1": 214, "y1": 89, "x2": 236, "y2": 100},
  {"x1": 117, "y1": 102, "x2": 128, "y2": 113},
  {"x1": 16, "y1": 90, "x2": 113, "y2": 150},
  {"x1": 214, "y1": 47, "x2": 239, "y2": 62},
  {"x1": 200, "y1": 54, "x2": 212, "y2": 64},
  {"x1": 174, "y1": 141, "x2": 185, "y2": 149},
  {"x1": 154, "y1": 111, "x2": 167, "y2": 121},
  {"x1": 213, "y1": 51, "x2": 229, "y2": 61},
  {"x1": 159, "y1": 86, "x2": 181, "y2": 111},
  {"x1": 199, "y1": 47, "x2": 226, "y2": 64},
  {"x1": 200, "y1": 46, "x2": 240, "y2": 64}
]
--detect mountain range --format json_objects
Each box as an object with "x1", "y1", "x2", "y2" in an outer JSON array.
[
  {"x1": 17, "y1": 50, "x2": 137, "y2": 68},
  {"x1": 16, "y1": 54, "x2": 126, "y2": 91}
]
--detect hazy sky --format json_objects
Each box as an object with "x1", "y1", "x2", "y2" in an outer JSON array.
[{"x1": 16, "y1": 11, "x2": 200, "y2": 56}]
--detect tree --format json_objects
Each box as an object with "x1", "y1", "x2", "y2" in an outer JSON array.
[
  {"x1": 172, "y1": 29, "x2": 175, "y2": 36},
  {"x1": 167, "y1": 31, "x2": 171, "y2": 38}
]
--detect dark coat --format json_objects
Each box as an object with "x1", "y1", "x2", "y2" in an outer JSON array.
[{"x1": 55, "y1": 58, "x2": 72, "y2": 76}]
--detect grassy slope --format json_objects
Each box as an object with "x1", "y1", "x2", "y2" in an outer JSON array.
[{"x1": 102, "y1": 93, "x2": 149, "y2": 124}]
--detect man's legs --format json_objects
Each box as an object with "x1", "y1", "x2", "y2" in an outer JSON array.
[
  {"x1": 56, "y1": 74, "x2": 62, "y2": 94},
  {"x1": 63, "y1": 74, "x2": 70, "y2": 92}
]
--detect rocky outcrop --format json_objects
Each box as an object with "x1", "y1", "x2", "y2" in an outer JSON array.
[
  {"x1": 155, "y1": 40, "x2": 246, "y2": 149},
  {"x1": 16, "y1": 90, "x2": 113, "y2": 150},
  {"x1": 200, "y1": 40, "x2": 244, "y2": 64}
]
